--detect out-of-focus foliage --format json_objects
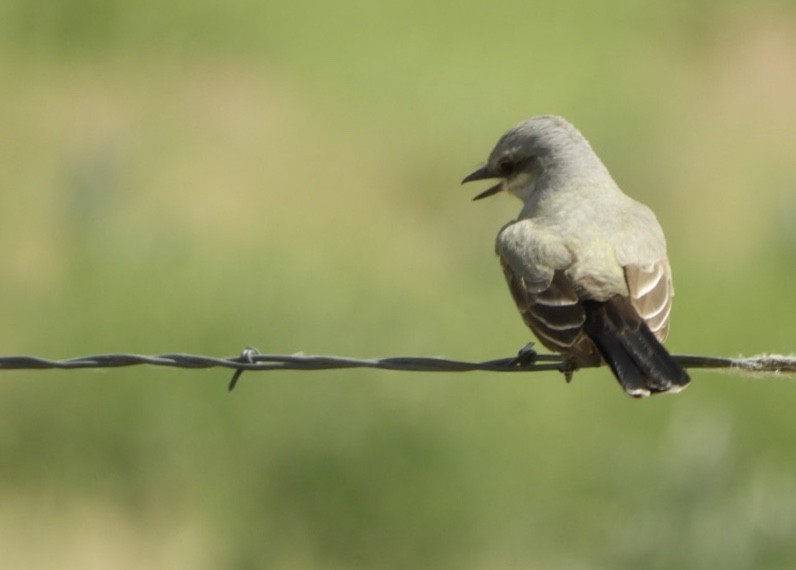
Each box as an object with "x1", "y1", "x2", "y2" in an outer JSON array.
[{"x1": 1, "y1": 0, "x2": 795, "y2": 568}]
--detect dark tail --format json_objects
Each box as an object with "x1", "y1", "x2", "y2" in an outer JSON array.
[{"x1": 582, "y1": 297, "x2": 690, "y2": 398}]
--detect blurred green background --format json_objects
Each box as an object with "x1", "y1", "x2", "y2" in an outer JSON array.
[{"x1": 1, "y1": 0, "x2": 796, "y2": 568}]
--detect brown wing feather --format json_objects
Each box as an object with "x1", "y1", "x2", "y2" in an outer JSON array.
[
  {"x1": 499, "y1": 258, "x2": 599, "y2": 364},
  {"x1": 624, "y1": 259, "x2": 673, "y2": 342}
]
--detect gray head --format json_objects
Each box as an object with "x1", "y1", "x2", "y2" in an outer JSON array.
[{"x1": 462, "y1": 115, "x2": 604, "y2": 201}]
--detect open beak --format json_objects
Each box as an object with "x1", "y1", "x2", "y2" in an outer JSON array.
[{"x1": 461, "y1": 166, "x2": 504, "y2": 201}]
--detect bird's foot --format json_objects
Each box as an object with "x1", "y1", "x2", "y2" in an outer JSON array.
[
  {"x1": 509, "y1": 343, "x2": 538, "y2": 367},
  {"x1": 559, "y1": 358, "x2": 578, "y2": 383}
]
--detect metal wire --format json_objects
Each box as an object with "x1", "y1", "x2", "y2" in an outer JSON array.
[{"x1": 0, "y1": 349, "x2": 794, "y2": 390}]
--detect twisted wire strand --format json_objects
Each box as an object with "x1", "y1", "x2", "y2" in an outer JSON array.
[{"x1": 1, "y1": 350, "x2": 794, "y2": 381}]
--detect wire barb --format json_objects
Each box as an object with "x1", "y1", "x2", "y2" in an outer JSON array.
[{"x1": 228, "y1": 347, "x2": 261, "y2": 391}]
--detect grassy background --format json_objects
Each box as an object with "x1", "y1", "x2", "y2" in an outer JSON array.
[{"x1": 1, "y1": 0, "x2": 796, "y2": 568}]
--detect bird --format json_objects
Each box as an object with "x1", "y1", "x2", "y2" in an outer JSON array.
[{"x1": 462, "y1": 115, "x2": 689, "y2": 397}]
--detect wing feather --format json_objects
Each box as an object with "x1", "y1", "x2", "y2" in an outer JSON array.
[
  {"x1": 624, "y1": 260, "x2": 673, "y2": 341},
  {"x1": 499, "y1": 257, "x2": 595, "y2": 358},
  {"x1": 495, "y1": 219, "x2": 605, "y2": 364}
]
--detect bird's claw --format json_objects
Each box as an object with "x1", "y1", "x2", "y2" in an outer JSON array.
[{"x1": 559, "y1": 358, "x2": 577, "y2": 383}]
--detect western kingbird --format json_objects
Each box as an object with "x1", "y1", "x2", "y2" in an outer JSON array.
[{"x1": 462, "y1": 115, "x2": 689, "y2": 397}]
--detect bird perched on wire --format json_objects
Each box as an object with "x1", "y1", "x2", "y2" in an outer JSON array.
[{"x1": 462, "y1": 115, "x2": 689, "y2": 397}]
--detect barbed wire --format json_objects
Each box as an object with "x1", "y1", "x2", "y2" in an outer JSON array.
[{"x1": 0, "y1": 348, "x2": 794, "y2": 390}]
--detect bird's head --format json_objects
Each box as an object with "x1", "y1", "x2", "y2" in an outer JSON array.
[{"x1": 462, "y1": 115, "x2": 592, "y2": 202}]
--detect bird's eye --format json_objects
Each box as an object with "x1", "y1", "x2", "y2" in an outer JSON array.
[{"x1": 497, "y1": 159, "x2": 515, "y2": 177}]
